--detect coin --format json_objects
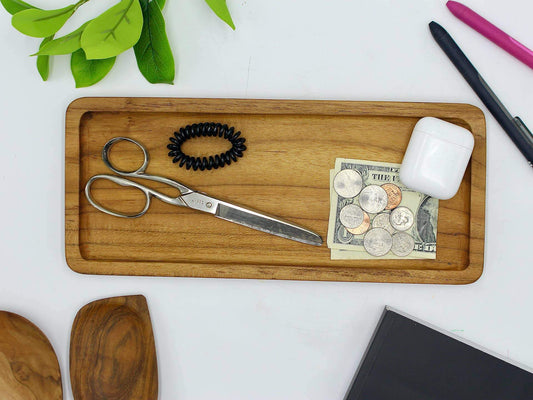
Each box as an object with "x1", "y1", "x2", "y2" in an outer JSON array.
[
  {"x1": 391, "y1": 232, "x2": 415, "y2": 257},
  {"x1": 372, "y1": 212, "x2": 395, "y2": 234},
  {"x1": 381, "y1": 183, "x2": 402, "y2": 210},
  {"x1": 358, "y1": 185, "x2": 388, "y2": 214},
  {"x1": 347, "y1": 212, "x2": 370, "y2": 235},
  {"x1": 339, "y1": 204, "x2": 364, "y2": 229},
  {"x1": 363, "y1": 228, "x2": 393, "y2": 257},
  {"x1": 333, "y1": 169, "x2": 363, "y2": 198},
  {"x1": 389, "y1": 206, "x2": 414, "y2": 231}
]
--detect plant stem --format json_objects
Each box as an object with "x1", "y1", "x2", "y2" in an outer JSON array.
[{"x1": 74, "y1": 0, "x2": 91, "y2": 12}]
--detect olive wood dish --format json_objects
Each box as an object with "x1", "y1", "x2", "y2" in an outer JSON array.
[
  {"x1": 69, "y1": 295, "x2": 158, "y2": 400},
  {"x1": 0, "y1": 311, "x2": 62, "y2": 400}
]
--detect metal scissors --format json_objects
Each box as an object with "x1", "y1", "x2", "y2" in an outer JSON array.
[{"x1": 85, "y1": 137, "x2": 323, "y2": 246}]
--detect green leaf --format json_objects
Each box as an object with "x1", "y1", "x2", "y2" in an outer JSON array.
[
  {"x1": 12, "y1": 3, "x2": 78, "y2": 38},
  {"x1": 81, "y1": 0, "x2": 143, "y2": 60},
  {"x1": 33, "y1": 21, "x2": 89, "y2": 56},
  {"x1": 204, "y1": 0, "x2": 235, "y2": 30},
  {"x1": 1, "y1": 0, "x2": 36, "y2": 15},
  {"x1": 71, "y1": 49, "x2": 116, "y2": 87},
  {"x1": 133, "y1": 0, "x2": 174, "y2": 84},
  {"x1": 36, "y1": 35, "x2": 53, "y2": 80},
  {"x1": 156, "y1": 0, "x2": 166, "y2": 10}
]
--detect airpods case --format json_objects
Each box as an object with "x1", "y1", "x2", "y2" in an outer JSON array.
[{"x1": 399, "y1": 117, "x2": 474, "y2": 200}]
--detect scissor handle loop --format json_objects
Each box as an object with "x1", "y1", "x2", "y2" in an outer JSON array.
[
  {"x1": 102, "y1": 137, "x2": 149, "y2": 176},
  {"x1": 85, "y1": 174, "x2": 151, "y2": 218},
  {"x1": 86, "y1": 136, "x2": 196, "y2": 218}
]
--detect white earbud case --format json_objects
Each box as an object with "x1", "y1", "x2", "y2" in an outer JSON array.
[{"x1": 399, "y1": 117, "x2": 475, "y2": 200}]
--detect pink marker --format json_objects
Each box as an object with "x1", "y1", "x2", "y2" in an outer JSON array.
[{"x1": 446, "y1": 1, "x2": 533, "y2": 70}]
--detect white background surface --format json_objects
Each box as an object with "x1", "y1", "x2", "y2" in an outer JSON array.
[{"x1": 1, "y1": 0, "x2": 532, "y2": 399}]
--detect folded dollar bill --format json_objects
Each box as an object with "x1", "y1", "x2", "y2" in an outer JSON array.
[{"x1": 327, "y1": 158, "x2": 439, "y2": 260}]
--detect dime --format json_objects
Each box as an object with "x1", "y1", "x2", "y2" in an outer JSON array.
[
  {"x1": 372, "y1": 212, "x2": 395, "y2": 234},
  {"x1": 389, "y1": 206, "x2": 414, "y2": 231},
  {"x1": 391, "y1": 232, "x2": 415, "y2": 257},
  {"x1": 358, "y1": 185, "x2": 388, "y2": 214},
  {"x1": 363, "y1": 228, "x2": 393, "y2": 257},
  {"x1": 339, "y1": 204, "x2": 364, "y2": 229},
  {"x1": 333, "y1": 169, "x2": 363, "y2": 198},
  {"x1": 381, "y1": 183, "x2": 402, "y2": 210},
  {"x1": 347, "y1": 212, "x2": 370, "y2": 235}
]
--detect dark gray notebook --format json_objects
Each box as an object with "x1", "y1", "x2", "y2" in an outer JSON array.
[{"x1": 346, "y1": 307, "x2": 533, "y2": 400}]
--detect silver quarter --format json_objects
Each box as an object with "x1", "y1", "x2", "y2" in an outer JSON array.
[
  {"x1": 333, "y1": 169, "x2": 363, "y2": 198},
  {"x1": 391, "y1": 232, "x2": 415, "y2": 257},
  {"x1": 390, "y1": 206, "x2": 414, "y2": 231},
  {"x1": 358, "y1": 185, "x2": 388, "y2": 214},
  {"x1": 363, "y1": 228, "x2": 393, "y2": 257},
  {"x1": 339, "y1": 204, "x2": 364, "y2": 229},
  {"x1": 372, "y1": 212, "x2": 395, "y2": 234}
]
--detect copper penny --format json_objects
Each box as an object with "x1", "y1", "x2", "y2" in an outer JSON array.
[
  {"x1": 347, "y1": 212, "x2": 371, "y2": 235},
  {"x1": 381, "y1": 183, "x2": 402, "y2": 210}
]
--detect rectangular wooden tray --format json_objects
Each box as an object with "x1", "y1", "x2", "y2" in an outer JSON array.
[{"x1": 65, "y1": 97, "x2": 486, "y2": 284}]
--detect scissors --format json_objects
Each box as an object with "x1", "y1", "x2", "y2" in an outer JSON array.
[{"x1": 85, "y1": 137, "x2": 323, "y2": 246}]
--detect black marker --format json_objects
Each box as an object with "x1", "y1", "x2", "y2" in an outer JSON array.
[{"x1": 429, "y1": 21, "x2": 533, "y2": 167}]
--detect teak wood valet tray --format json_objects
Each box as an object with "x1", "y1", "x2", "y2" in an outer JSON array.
[{"x1": 65, "y1": 97, "x2": 486, "y2": 284}]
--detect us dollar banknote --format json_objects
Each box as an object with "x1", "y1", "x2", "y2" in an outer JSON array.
[{"x1": 327, "y1": 158, "x2": 439, "y2": 259}]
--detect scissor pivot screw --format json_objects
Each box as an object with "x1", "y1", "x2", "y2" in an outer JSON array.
[{"x1": 206, "y1": 202, "x2": 213, "y2": 208}]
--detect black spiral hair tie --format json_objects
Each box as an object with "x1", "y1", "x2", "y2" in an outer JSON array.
[{"x1": 167, "y1": 122, "x2": 247, "y2": 171}]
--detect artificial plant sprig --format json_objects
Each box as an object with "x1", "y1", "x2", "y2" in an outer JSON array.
[
  {"x1": 36, "y1": 34, "x2": 53, "y2": 80},
  {"x1": 33, "y1": 21, "x2": 90, "y2": 56},
  {"x1": 133, "y1": 0, "x2": 174, "y2": 84},
  {"x1": 1, "y1": 0, "x2": 236, "y2": 86},
  {"x1": 12, "y1": 0, "x2": 89, "y2": 38},
  {"x1": 0, "y1": 0, "x2": 34, "y2": 15},
  {"x1": 81, "y1": 0, "x2": 143, "y2": 59},
  {"x1": 71, "y1": 48, "x2": 116, "y2": 87},
  {"x1": 204, "y1": 0, "x2": 234, "y2": 30}
]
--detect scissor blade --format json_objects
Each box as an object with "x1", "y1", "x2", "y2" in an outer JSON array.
[{"x1": 215, "y1": 202, "x2": 323, "y2": 246}]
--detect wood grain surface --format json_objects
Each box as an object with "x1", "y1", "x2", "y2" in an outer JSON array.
[
  {"x1": 69, "y1": 295, "x2": 158, "y2": 400},
  {"x1": 0, "y1": 311, "x2": 62, "y2": 400},
  {"x1": 65, "y1": 97, "x2": 486, "y2": 284}
]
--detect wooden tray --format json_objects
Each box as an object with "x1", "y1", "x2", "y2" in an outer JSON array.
[{"x1": 65, "y1": 97, "x2": 486, "y2": 284}]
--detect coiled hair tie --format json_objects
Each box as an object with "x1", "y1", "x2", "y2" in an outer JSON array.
[{"x1": 167, "y1": 122, "x2": 247, "y2": 171}]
